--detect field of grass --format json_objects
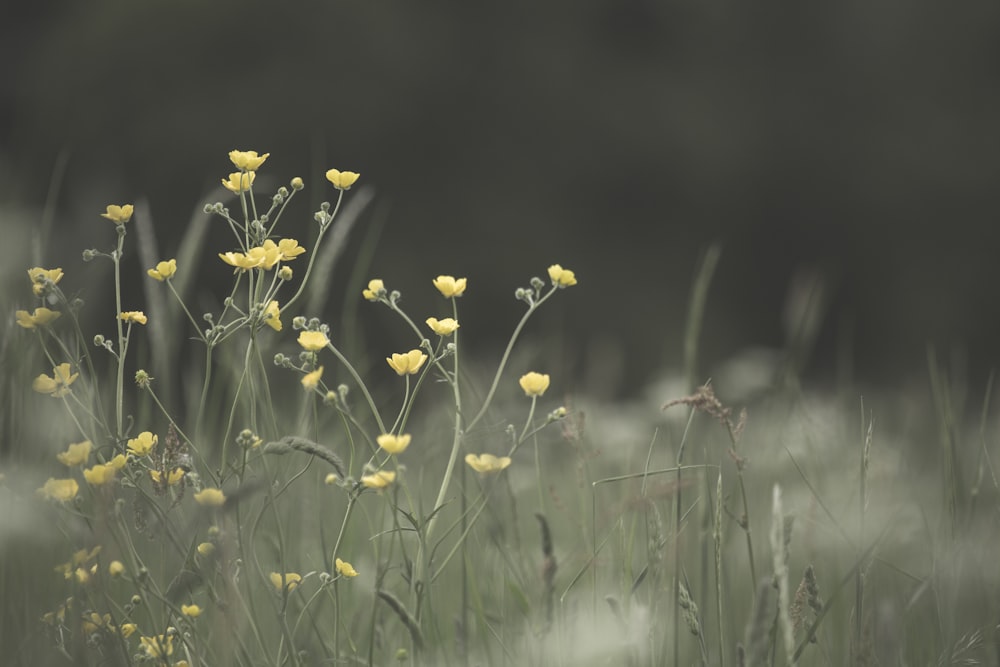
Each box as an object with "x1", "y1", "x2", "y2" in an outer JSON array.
[{"x1": 2, "y1": 152, "x2": 997, "y2": 666}]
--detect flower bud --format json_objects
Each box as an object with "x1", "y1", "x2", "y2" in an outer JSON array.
[{"x1": 291, "y1": 177, "x2": 304, "y2": 190}]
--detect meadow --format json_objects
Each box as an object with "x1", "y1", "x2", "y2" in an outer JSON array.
[{"x1": 1, "y1": 151, "x2": 997, "y2": 666}]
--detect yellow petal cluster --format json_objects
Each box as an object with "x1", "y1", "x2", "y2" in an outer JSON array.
[
  {"x1": 362, "y1": 279, "x2": 385, "y2": 301},
  {"x1": 127, "y1": 431, "x2": 158, "y2": 457},
  {"x1": 376, "y1": 433, "x2": 412, "y2": 455},
  {"x1": 264, "y1": 300, "x2": 282, "y2": 331},
  {"x1": 221, "y1": 171, "x2": 255, "y2": 193},
  {"x1": 32, "y1": 363, "x2": 78, "y2": 397},
  {"x1": 386, "y1": 350, "x2": 427, "y2": 376},
  {"x1": 194, "y1": 488, "x2": 226, "y2": 506},
  {"x1": 83, "y1": 463, "x2": 118, "y2": 486},
  {"x1": 147, "y1": 259, "x2": 177, "y2": 281},
  {"x1": 140, "y1": 634, "x2": 174, "y2": 658},
  {"x1": 150, "y1": 468, "x2": 185, "y2": 486},
  {"x1": 109, "y1": 561, "x2": 125, "y2": 577},
  {"x1": 298, "y1": 330, "x2": 329, "y2": 351},
  {"x1": 28, "y1": 267, "x2": 64, "y2": 296},
  {"x1": 57, "y1": 440, "x2": 92, "y2": 467},
  {"x1": 120, "y1": 311, "x2": 148, "y2": 325},
  {"x1": 465, "y1": 453, "x2": 512, "y2": 474},
  {"x1": 426, "y1": 317, "x2": 459, "y2": 336},
  {"x1": 302, "y1": 366, "x2": 324, "y2": 390},
  {"x1": 100, "y1": 204, "x2": 134, "y2": 224},
  {"x1": 270, "y1": 571, "x2": 302, "y2": 592},
  {"x1": 547, "y1": 264, "x2": 577, "y2": 287},
  {"x1": 361, "y1": 470, "x2": 396, "y2": 489},
  {"x1": 336, "y1": 558, "x2": 359, "y2": 578},
  {"x1": 432, "y1": 275, "x2": 467, "y2": 298},
  {"x1": 181, "y1": 604, "x2": 202, "y2": 618},
  {"x1": 229, "y1": 149, "x2": 270, "y2": 171},
  {"x1": 325, "y1": 169, "x2": 360, "y2": 190},
  {"x1": 15, "y1": 307, "x2": 61, "y2": 329},
  {"x1": 519, "y1": 372, "x2": 550, "y2": 397},
  {"x1": 37, "y1": 477, "x2": 79, "y2": 502}
]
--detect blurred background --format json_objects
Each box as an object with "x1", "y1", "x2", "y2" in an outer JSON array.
[{"x1": 4, "y1": 0, "x2": 1000, "y2": 400}]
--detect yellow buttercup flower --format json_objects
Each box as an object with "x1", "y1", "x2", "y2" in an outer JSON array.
[
  {"x1": 264, "y1": 300, "x2": 282, "y2": 332},
  {"x1": 109, "y1": 560, "x2": 125, "y2": 577},
  {"x1": 37, "y1": 477, "x2": 79, "y2": 502},
  {"x1": 120, "y1": 311, "x2": 148, "y2": 325},
  {"x1": 298, "y1": 330, "x2": 329, "y2": 351},
  {"x1": 426, "y1": 317, "x2": 459, "y2": 336},
  {"x1": 83, "y1": 463, "x2": 117, "y2": 486},
  {"x1": 221, "y1": 171, "x2": 255, "y2": 193},
  {"x1": 119, "y1": 623, "x2": 137, "y2": 638},
  {"x1": 376, "y1": 433, "x2": 412, "y2": 455},
  {"x1": 100, "y1": 204, "x2": 134, "y2": 224},
  {"x1": 218, "y1": 251, "x2": 262, "y2": 271},
  {"x1": 57, "y1": 440, "x2": 92, "y2": 467},
  {"x1": 194, "y1": 488, "x2": 226, "y2": 506},
  {"x1": 547, "y1": 264, "x2": 577, "y2": 287},
  {"x1": 275, "y1": 238, "x2": 306, "y2": 261},
  {"x1": 15, "y1": 307, "x2": 61, "y2": 329},
  {"x1": 140, "y1": 634, "x2": 174, "y2": 658},
  {"x1": 27, "y1": 267, "x2": 64, "y2": 296},
  {"x1": 147, "y1": 259, "x2": 177, "y2": 281},
  {"x1": 229, "y1": 149, "x2": 270, "y2": 171},
  {"x1": 81, "y1": 611, "x2": 110, "y2": 633},
  {"x1": 433, "y1": 275, "x2": 467, "y2": 298},
  {"x1": 127, "y1": 431, "x2": 158, "y2": 457},
  {"x1": 465, "y1": 453, "x2": 512, "y2": 474},
  {"x1": 519, "y1": 372, "x2": 550, "y2": 397},
  {"x1": 197, "y1": 542, "x2": 215, "y2": 556},
  {"x1": 108, "y1": 454, "x2": 127, "y2": 470},
  {"x1": 150, "y1": 468, "x2": 185, "y2": 486},
  {"x1": 270, "y1": 571, "x2": 302, "y2": 592},
  {"x1": 361, "y1": 470, "x2": 396, "y2": 489},
  {"x1": 362, "y1": 278, "x2": 385, "y2": 301},
  {"x1": 181, "y1": 603, "x2": 202, "y2": 618},
  {"x1": 386, "y1": 350, "x2": 427, "y2": 376},
  {"x1": 336, "y1": 558, "x2": 359, "y2": 578},
  {"x1": 325, "y1": 169, "x2": 360, "y2": 190},
  {"x1": 32, "y1": 363, "x2": 78, "y2": 397},
  {"x1": 302, "y1": 366, "x2": 324, "y2": 390}
]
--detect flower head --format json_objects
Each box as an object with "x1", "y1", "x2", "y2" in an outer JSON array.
[
  {"x1": 229, "y1": 150, "x2": 270, "y2": 171},
  {"x1": 194, "y1": 488, "x2": 226, "y2": 507},
  {"x1": 32, "y1": 363, "x2": 78, "y2": 397},
  {"x1": 83, "y1": 463, "x2": 118, "y2": 486},
  {"x1": 298, "y1": 330, "x2": 329, "y2": 351},
  {"x1": 57, "y1": 440, "x2": 93, "y2": 467},
  {"x1": 386, "y1": 350, "x2": 427, "y2": 376},
  {"x1": 426, "y1": 317, "x2": 459, "y2": 336},
  {"x1": 264, "y1": 300, "x2": 282, "y2": 331},
  {"x1": 147, "y1": 259, "x2": 177, "y2": 281},
  {"x1": 361, "y1": 470, "x2": 396, "y2": 489},
  {"x1": 27, "y1": 267, "x2": 63, "y2": 296},
  {"x1": 140, "y1": 634, "x2": 174, "y2": 659},
  {"x1": 219, "y1": 251, "x2": 262, "y2": 271},
  {"x1": 519, "y1": 372, "x2": 550, "y2": 397},
  {"x1": 547, "y1": 264, "x2": 577, "y2": 287},
  {"x1": 433, "y1": 275, "x2": 467, "y2": 298},
  {"x1": 37, "y1": 477, "x2": 79, "y2": 502},
  {"x1": 120, "y1": 311, "x2": 147, "y2": 325},
  {"x1": 465, "y1": 453, "x2": 512, "y2": 474},
  {"x1": 127, "y1": 432, "x2": 158, "y2": 457},
  {"x1": 109, "y1": 560, "x2": 125, "y2": 577},
  {"x1": 274, "y1": 238, "x2": 306, "y2": 261},
  {"x1": 221, "y1": 171, "x2": 255, "y2": 193},
  {"x1": 247, "y1": 243, "x2": 281, "y2": 270},
  {"x1": 302, "y1": 366, "x2": 324, "y2": 390},
  {"x1": 325, "y1": 169, "x2": 360, "y2": 190},
  {"x1": 16, "y1": 307, "x2": 61, "y2": 329},
  {"x1": 150, "y1": 468, "x2": 185, "y2": 486},
  {"x1": 336, "y1": 558, "x2": 359, "y2": 578},
  {"x1": 100, "y1": 204, "x2": 134, "y2": 224},
  {"x1": 181, "y1": 604, "x2": 202, "y2": 618},
  {"x1": 197, "y1": 542, "x2": 215, "y2": 557},
  {"x1": 376, "y1": 433, "x2": 412, "y2": 455},
  {"x1": 362, "y1": 279, "x2": 385, "y2": 301},
  {"x1": 270, "y1": 571, "x2": 302, "y2": 592}
]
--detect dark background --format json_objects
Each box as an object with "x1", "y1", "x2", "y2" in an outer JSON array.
[{"x1": 4, "y1": 0, "x2": 1000, "y2": 400}]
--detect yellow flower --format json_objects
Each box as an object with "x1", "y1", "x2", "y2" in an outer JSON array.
[
  {"x1": 32, "y1": 363, "x2": 79, "y2": 397},
  {"x1": 302, "y1": 366, "x2": 324, "y2": 390},
  {"x1": 264, "y1": 300, "x2": 282, "y2": 331},
  {"x1": 519, "y1": 372, "x2": 550, "y2": 397},
  {"x1": 426, "y1": 317, "x2": 459, "y2": 336},
  {"x1": 140, "y1": 634, "x2": 174, "y2": 658},
  {"x1": 229, "y1": 149, "x2": 270, "y2": 171},
  {"x1": 362, "y1": 279, "x2": 385, "y2": 301},
  {"x1": 376, "y1": 433, "x2": 412, "y2": 455},
  {"x1": 127, "y1": 431, "x2": 157, "y2": 457},
  {"x1": 275, "y1": 238, "x2": 306, "y2": 261},
  {"x1": 465, "y1": 453, "x2": 512, "y2": 474},
  {"x1": 119, "y1": 622, "x2": 137, "y2": 638},
  {"x1": 433, "y1": 275, "x2": 467, "y2": 298},
  {"x1": 147, "y1": 259, "x2": 177, "y2": 281},
  {"x1": 361, "y1": 470, "x2": 396, "y2": 489},
  {"x1": 221, "y1": 171, "x2": 255, "y2": 193},
  {"x1": 247, "y1": 243, "x2": 281, "y2": 270},
  {"x1": 181, "y1": 603, "x2": 202, "y2": 618},
  {"x1": 335, "y1": 558, "x2": 359, "y2": 578},
  {"x1": 83, "y1": 463, "x2": 117, "y2": 486},
  {"x1": 298, "y1": 330, "x2": 329, "y2": 351},
  {"x1": 386, "y1": 350, "x2": 427, "y2": 376},
  {"x1": 270, "y1": 571, "x2": 302, "y2": 592},
  {"x1": 193, "y1": 488, "x2": 226, "y2": 507},
  {"x1": 28, "y1": 267, "x2": 64, "y2": 296},
  {"x1": 291, "y1": 176, "x2": 304, "y2": 190},
  {"x1": 324, "y1": 473, "x2": 338, "y2": 485},
  {"x1": 120, "y1": 311, "x2": 148, "y2": 325},
  {"x1": 547, "y1": 264, "x2": 577, "y2": 287},
  {"x1": 56, "y1": 440, "x2": 92, "y2": 467},
  {"x1": 100, "y1": 204, "x2": 134, "y2": 224},
  {"x1": 82, "y1": 611, "x2": 110, "y2": 633},
  {"x1": 325, "y1": 169, "x2": 360, "y2": 190},
  {"x1": 107, "y1": 454, "x2": 127, "y2": 470},
  {"x1": 150, "y1": 468, "x2": 185, "y2": 486},
  {"x1": 109, "y1": 560, "x2": 125, "y2": 577},
  {"x1": 37, "y1": 477, "x2": 79, "y2": 502},
  {"x1": 197, "y1": 542, "x2": 215, "y2": 556},
  {"x1": 15, "y1": 307, "x2": 61, "y2": 329}
]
